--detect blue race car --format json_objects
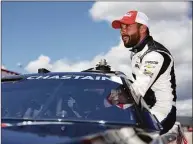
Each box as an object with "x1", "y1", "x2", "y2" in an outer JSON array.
[{"x1": 1, "y1": 59, "x2": 187, "y2": 144}]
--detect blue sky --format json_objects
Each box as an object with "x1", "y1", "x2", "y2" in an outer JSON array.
[
  {"x1": 2, "y1": 1, "x2": 120, "y2": 73},
  {"x1": 2, "y1": 2, "x2": 192, "y2": 74}
]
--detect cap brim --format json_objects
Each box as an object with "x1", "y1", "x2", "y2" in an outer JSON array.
[
  {"x1": 112, "y1": 19, "x2": 135, "y2": 29},
  {"x1": 112, "y1": 20, "x2": 123, "y2": 29}
]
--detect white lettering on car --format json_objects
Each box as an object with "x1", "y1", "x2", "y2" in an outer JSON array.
[
  {"x1": 60, "y1": 75, "x2": 72, "y2": 79},
  {"x1": 34, "y1": 75, "x2": 51, "y2": 79},
  {"x1": 27, "y1": 76, "x2": 40, "y2": 79},
  {"x1": 101, "y1": 76, "x2": 111, "y2": 81},
  {"x1": 95, "y1": 76, "x2": 101, "y2": 80},
  {"x1": 74, "y1": 76, "x2": 84, "y2": 79},
  {"x1": 26, "y1": 75, "x2": 122, "y2": 83},
  {"x1": 81, "y1": 76, "x2": 94, "y2": 80},
  {"x1": 47, "y1": 75, "x2": 60, "y2": 79}
]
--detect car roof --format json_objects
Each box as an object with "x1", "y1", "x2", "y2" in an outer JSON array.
[
  {"x1": 1, "y1": 70, "x2": 129, "y2": 85},
  {"x1": 2, "y1": 66, "x2": 128, "y2": 79}
]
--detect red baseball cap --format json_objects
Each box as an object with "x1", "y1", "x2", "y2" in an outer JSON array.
[{"x1": 112, "y1": 10, "x2": 149, "y2": 29}]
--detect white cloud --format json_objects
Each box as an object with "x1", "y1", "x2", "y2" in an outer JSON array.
[
  {"x1": 25, "y1": 55, "x2": 53, "y2": 73},
  {"x1": 176, "y1": 99, "x2": 192, "y2": 116},
  {"x1": 2, "y1": 65, "x2": 6, "y2": 69},
  {"x1": 89, "y1": 2, "x2": 189, "y2": 22},
  {"x1": 24, "y1": 41, "x2": 133, "y2": 79},
  {"x1": 25, "y1": 2, "x2": 192, "y2": 116}
]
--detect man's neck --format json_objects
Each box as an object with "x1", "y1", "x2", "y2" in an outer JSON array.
[
  {"x1": 130, "y1": 35, "x2": 151, "y2": 53},
  {"x1": 139, "y1": 34, "x2": 148, "y2": 44}
]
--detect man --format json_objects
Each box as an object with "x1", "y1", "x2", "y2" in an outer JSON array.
[
  {"x1": 111, "y1": 10, "x2": 177, "y2": 134},
  {"x1": 104, "y1": 87, "x2": 134, "y2": 109}
]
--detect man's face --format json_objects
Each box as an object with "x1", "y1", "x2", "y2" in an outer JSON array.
[
  {"x1": 108, "y1": 89, "x2": 131, "y2": 105},
  {"x1": 120, "y1": 23, "x2": 141, "y2": 48}
]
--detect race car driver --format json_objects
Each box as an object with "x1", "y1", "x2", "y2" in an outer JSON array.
[
  {"x1": 111, "y1": 10, "x2": 177, "y2": 134},
  {"x1": 104, "y1": 87, "x2": 134, "y2": 109}
]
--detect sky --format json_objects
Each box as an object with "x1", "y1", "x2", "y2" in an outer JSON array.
[
  {"x1": 1, "y1": 1, "x2": 192, "y2": 116},
  {"x1": 2, "y1": 1, "x2": 120, "y2": 71}
]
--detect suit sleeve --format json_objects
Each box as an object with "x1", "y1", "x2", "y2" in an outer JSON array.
[{"x1": 130, "y1": 51, "x2": 164, "y2": 97}]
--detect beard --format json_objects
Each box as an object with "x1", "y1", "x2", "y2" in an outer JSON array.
[{"x1": 123, "y1": 31, "x2": 140, "y2": 48}]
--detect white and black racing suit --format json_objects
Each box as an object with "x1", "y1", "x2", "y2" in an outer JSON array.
[{"x1": 129, "y1": 35, "x2": 177, "y2": 134}]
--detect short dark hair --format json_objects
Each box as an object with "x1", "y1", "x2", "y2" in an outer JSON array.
[{"x1": 146, "y1": 28, "x2": 150, "y2": 35}]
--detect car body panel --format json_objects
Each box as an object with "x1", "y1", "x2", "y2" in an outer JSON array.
[{"x1": 2, "y1": 122, "x2": 125, "y2": 144}]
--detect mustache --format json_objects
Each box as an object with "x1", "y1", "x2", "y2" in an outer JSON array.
[
  {"x1": 121, "y1": 34, "x2": 129, "y2": 38},
  {"x1": 122, "y1": 35, "x2": 130, "y2": 41}
]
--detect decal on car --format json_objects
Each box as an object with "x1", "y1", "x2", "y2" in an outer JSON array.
[{"x1": 26, "y1": 75, "x2": 123, "y2": 84}]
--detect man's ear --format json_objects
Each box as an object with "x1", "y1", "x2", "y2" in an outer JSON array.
[{"x1": 140, "y1": 25, "x2": 148, "y2": 34}]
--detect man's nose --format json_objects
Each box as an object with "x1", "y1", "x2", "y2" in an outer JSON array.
[{"x1": 120, "y1": 29, "x2": 127, "y2": 35}]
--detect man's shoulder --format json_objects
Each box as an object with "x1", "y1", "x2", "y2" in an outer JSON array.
[
  {"x1": 141, "y1": 38, "x2": 174, "y2": 62},
  {"x1": 142, "y1": 50, "x2": 165, "y2": 61},
  {"x1": 150, "y1": 39, "x2": 172, "y2": 55}
]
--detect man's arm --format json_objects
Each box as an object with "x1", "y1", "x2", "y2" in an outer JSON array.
[{"x1": 130, "y1": 51, "x2": 167, "y2": 97}]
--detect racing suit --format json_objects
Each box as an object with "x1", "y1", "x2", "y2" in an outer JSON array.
[{"x1": 129, "y1": 35, "x2": 177, "y2": 134}]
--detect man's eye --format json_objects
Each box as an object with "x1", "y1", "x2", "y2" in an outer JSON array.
[{"x1": 121, "y1": 24, "x2": 127, "y2": 28}]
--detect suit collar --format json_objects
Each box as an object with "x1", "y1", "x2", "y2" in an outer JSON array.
[{"x1": 130, "y1": 35, "x2": 153, "y2": 53}]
